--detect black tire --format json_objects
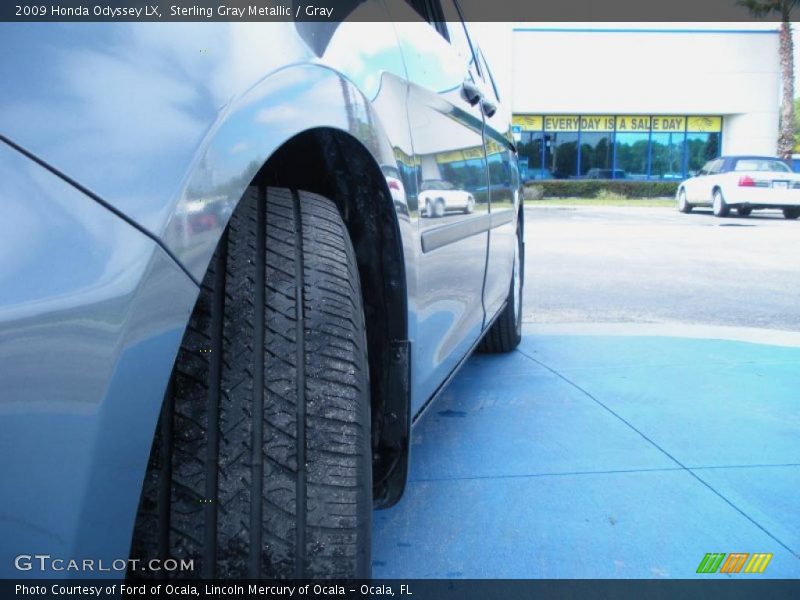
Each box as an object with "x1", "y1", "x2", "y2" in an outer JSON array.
[
  {"x1": 783, "y1": 208, "x2": 800, "y2": 220},
  {"x1": 433, "y1": 198, "x2": 445, "y2": 218},
  {"x1": 130, "y1": 187, "x2": 372, "y2": 579},
  {"x1": 478, "y1": 219, "x2": 523, "y2": 353},
  {"x1": 712, "y1": 188, "x2": 729, "y2": 218},
  {"x1": 677, "y1": 189, "x2": 692, "y2": 213},
  {"x1": 737, "y1": 207, "x2": 752, "y2": 217}
]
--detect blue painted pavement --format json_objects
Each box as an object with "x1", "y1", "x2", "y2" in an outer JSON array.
[{"x1": 372, "y1": 326, "x2": 800, "y2": 578}]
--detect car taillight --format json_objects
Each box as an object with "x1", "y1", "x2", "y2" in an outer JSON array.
[
  {"x1": 388, "y1": 180, "x2": 400, "y2": 190},
  {"x1": 738, "y1": 176, "x2": 756, "y2": 187}
]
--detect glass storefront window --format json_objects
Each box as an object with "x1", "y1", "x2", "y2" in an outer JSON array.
[
  {"x1": 686, "y1": 132, "x2": 721, "y2": 176},
  {"x1": 650, "y1": 132, "x2": 685, "y2": 180},
  {"x1": 511, "y1": 115, "x2": 721, "y2": 183},
  {"x1": 579, "y1": 132, "x2": 613, "y2": 177},
  {"x1": 614, "y1": 133, "x2": 649, "y2": 180},
  {"x1": 518, "y1": 132, "x2": 546, "y2": 180},
  {"x1": 546, "y1": 132, "x2": 579, "y2": 179}
]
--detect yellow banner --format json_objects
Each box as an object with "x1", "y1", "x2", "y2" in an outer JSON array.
[
  {"x1": 512, "y1": 115, "x2": 543, "y2": 131},
  {"x1": 545, "y1": 116, "x2": 580, "y2": 132},
  {"x1": 436, "y1": 146, "x2": 485, "y2": 164},
  {"x1": 651, "y1": 116, "x2": 685, "y2": 132},
  {"x1": 615, "y1": 116, "x2": 651, "y2": 132},
  {"x1": 485, "y1": 139, "x2": 504, "y2": 156},
  {"x1": 511, "y1": 114, "x2": 722, "y2": 134},
  {"x1": 579, "y1": 115, "x2": 615, "y2": 132},
  {"x1": 393, "y1": 148, "x2": 419, "y2": 167},
  {"x1": 687, "y1": 116, "x2": 722, "y2": 133},
  {"x1": 462, "y1": 146, "x2": 484, "y2": 160}
]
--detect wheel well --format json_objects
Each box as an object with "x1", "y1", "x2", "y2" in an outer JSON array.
[{"x1": 252, "y1": 128, "x2": 409, "y2": 503}]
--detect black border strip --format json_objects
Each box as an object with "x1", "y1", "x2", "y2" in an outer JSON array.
[{"x1": 0, "y1": 0, "x2": 791, "y2": 22}]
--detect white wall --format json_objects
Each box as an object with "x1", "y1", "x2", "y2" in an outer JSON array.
[
  {"x1": 497, "y1": 25, "x2": 780, "y2": 155},
  {"x1": 722, "y1": 113, "x2": 780, "y2": 156}
]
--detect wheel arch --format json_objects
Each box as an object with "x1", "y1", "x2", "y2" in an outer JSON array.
[{"x1": 157, "y1": 63, "x2": 415, "y2": 508}]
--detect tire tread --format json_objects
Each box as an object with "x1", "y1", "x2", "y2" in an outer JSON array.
[{"x1": 130, "y1": 187, "x2": 371, "y2": 580}]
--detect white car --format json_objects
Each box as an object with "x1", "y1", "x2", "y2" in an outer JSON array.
[
  {"x1": 419, "y1": 179, "x2": 475, "y2": 217},
  {"x1": 677, "y1": 156, "x2": 800, "y2": 219}
]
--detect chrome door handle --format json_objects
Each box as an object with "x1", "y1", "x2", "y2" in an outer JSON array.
[{"x1": 461, "y1": 80, "x2": 482, "y2": 106}]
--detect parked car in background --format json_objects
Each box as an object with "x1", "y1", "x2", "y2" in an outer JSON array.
[
  {"x1": 678, "y1": 156, "x2": 800, "y2": 219},
  {"x1": 419, "y1": 179, "x2": 476, "y2": 217},
  {"x1": 381, "y1": 163, "x2": 409, "y2": 215},
  {"x1": 525, "y1": 167, "x2": 554, "y2": 181},
  {"x1": 585, "y1": 168, "x2": 626, "y2": 179},
  {"x1": 0, "y1": 0, "x2": 522, "y2": 582}
]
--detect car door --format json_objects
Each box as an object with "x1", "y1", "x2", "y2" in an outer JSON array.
[
  {"x1": 387, "y1": 0, "x2": 490, "y2": 413},
  {"x1": 471, "y1": 39, "x2": 520, "y2": 320},
  {"x1": 683, "y1": 162, "x2": 708, "y2": 203},
  {"x1": 693, "y1": 158, "x2": 724, "y2": 204}
]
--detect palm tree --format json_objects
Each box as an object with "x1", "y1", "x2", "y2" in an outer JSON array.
[{"x1": 738, "y1": 0, "x2": 798, "y2": 159}]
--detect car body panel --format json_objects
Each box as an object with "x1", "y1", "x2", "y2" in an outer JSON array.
[
  {"x1": 0, "y1": 15, "x2": 412, "y2": 281},
  {"x1": 0, "y1": 141, "x2": 198, "y2": 577},
  {"x1": 482, "y1": 106, "x2": 519, "y2": 321},
  {"x1": 388, "y1": 7, "x2": 492, "y2": 414},
  {"x1": 0, "y1": 4, "x2": 519, "y2": 574}
]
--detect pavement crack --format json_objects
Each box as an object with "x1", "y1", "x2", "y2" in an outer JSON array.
[
  {"x1": 409, "y1": 466, "x2": 687, "y2": 483},
  {"x1": 517, "y1": 348, "x2": 800, "y2": 559},
  {"x1": 407, "y1": 462, "x2": 800, "y2": 484}
]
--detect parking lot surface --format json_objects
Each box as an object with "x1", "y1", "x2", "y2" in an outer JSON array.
[
  {"x1": 522, "y1": 206, "x2": 800, "y2": 331},
  {"x1": 372, "y1": 205, "x2": 800, "y2": 578}
]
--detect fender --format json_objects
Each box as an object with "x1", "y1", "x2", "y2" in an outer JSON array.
[
  {"x1": 0, "y1": 19, "x2": 418, "y2": 527},
  {"x1": 160, "y1": 62, "x2": 415, "y2": 286}
]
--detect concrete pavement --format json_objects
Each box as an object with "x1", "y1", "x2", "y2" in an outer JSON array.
[
  {"x1": 372, "y1": 205, "x2": 800, "y2": 578},
  {"x1": 373, "y1": 326, "x2": 800, "y2": 578}
]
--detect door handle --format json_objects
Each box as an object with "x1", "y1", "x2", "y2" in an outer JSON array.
[
  {"x1": 461, "y1": 80, "x2": 482, "y2": 106},
  {"x1": 481, "y1": 98, "x2": 497, "y2": 118}
]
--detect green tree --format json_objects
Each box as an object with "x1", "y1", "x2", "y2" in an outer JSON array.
[{"x1": 738, "y1": 0, "x2": 797, "y2": 159}]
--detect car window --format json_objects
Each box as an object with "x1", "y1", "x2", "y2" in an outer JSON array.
[
  {"x1": 707, "y1": 159, "x2": 724, "y2": 174},
  {"x1": 733, "y1": 159, "x2": 791, "y2": 173},
  {"x1": 421, "y1": 180, "x2": 453, "y2": 190},
  {"x1": 440, "y1": 1, "x2": 480, "y2": 76},
  {"x1": 406, "y1": 0, "x2": 448, "y2": 40},
  {"x1": 406, "y1": 0, "x2": 479, "y2": 77},
  {"x1": 476, "y1": 49, "x2": 501, "y2": 102}
]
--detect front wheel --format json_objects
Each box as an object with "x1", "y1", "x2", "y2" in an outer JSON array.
[
  {"x1": 464, "y1": 197, "x2": 475, "y2": 214},
  {"x1": 783, "y1": 208, "x2": 800, "y2": 220},
  {"x1": 713, "y1": 189, "x2": 729, "y2": 218},
  {"x1": 677, "y1": 189, "x2": 692, "y2": 213},
  {"x1": 479, "y1": 217, "x2": 523, "y2": 353},
  {"x1": 130, "y1": 187, "x2": 372, "y2": 579}
]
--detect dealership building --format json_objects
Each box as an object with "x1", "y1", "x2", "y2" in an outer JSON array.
[{"x1": 486, "y1": 25, "x2": 781, "y2": 180}]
